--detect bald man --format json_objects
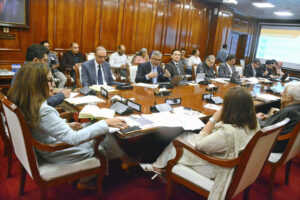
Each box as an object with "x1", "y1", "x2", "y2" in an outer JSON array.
[{"x1": 81, "y1": 46, "x2": 121, "y2": 87}]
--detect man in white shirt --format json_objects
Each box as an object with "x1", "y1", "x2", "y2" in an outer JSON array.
[
  {"x1": 109, "y1": 44, "x2": 128, "y2": 78},
  {"x1": 188, "y1": 49, "x2": 202, "y2": 68},
  {"x1": 218, "y1": 55, "x2": 237, "y2": 78}
]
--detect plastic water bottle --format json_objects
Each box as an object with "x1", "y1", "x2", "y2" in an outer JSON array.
[
  {"x1": 17, "y1": 64, "x2": 21, "y2": 71},
  {"x1": 11, "y1": 64, "x2": 16, "y2": 72}
]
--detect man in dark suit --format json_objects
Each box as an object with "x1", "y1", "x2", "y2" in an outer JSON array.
[
  {"x1": 260, "y1": 60, "x2": 277, "y2": 79},
  {"x1": 243, "y1": 58, "x2": 261, "y2": 78},
  {"x1": 165, "y1": 49, "x2": 186, "y2": 79},
  {"x1": 218, "y1": 54, "x2": 237, "y2": 78},
  {"x1": 61, "y1": 42, "x2": 85, "y2": 78},
  {"x1": 135, "y1": 51, "x2": 170, "y2": 84},
  {"x1": 81, "y1": 46, "x2": 120, "y2": 87},
  {"x1": 196, "y1": 55, "x2": 216, "y2": 79}
]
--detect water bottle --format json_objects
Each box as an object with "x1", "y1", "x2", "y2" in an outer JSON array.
[
  {"x1": 17, "y1": 64, "x2": 21, "y2": 71},
  {"x1": 11, "y1": 64, "x2": 15, "y2": 72}
]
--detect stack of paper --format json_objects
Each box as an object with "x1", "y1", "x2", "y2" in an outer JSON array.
[
  {"x1": 89, "y1": 85, "x2": 117, "y2": 92},
  {"x1": 79, "y1": 105, "x2": 115, "y2": 119},
  {"x1": 173, "y1": 106, "x2": 206, "y2": 118},
  {"x1": 256, "y1": 93, "x2": 281, "y2": 101},
  {"x1": 211, "y1": 78, "x2": 228, "y2": 84},
  {"x1": 134, "y1": 83, "x2": 158, "y2": 88},
  {"x1": 204, "y1": 103, "x2": 222, "y2": 111},
  {"x1": 65, "y1": 95, "x2": 105, "y2": 105}
]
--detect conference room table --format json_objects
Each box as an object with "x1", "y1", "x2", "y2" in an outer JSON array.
[{"x1": 70, "y1": 80, "x2": 282, "y2": 162}]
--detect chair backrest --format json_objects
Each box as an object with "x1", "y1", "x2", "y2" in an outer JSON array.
[
  {"x1": 129, "y1": 65, "x2": 138, "y2": 83},
  {"x1": 227, "y1": 118, "x2": 290, "y2": 199},
  {"x1": 1, "y1": 98, "x2": 39, "y2": 179},
  {"x1": 240, "y1": 59, "x2": 245, "y2": 67},
  {"x1": 281, "y1": 122, "x2": 300, "y2": 165},
  {"x1": 75, "y1": 65, "x2": 82, "y2": 87},
  {"x1": 0, "y1": 93, "x2": 10, "y2": 144}
]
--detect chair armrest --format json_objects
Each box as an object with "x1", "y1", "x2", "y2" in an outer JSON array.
[
  {"x1": 31, "y1": 138, "x2": 73, "y2": 151},
  {"x1": 170, "y1": 139, "x2": 240, "y2": 168},
  {"x1": 93, "y1": 134, "x2": 107, "y2": 170},
  {"x1": 277, "y1": 132, "x2": 292, "y2": 141}
]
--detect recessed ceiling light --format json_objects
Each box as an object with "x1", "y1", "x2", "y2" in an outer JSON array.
[
  {"x1": 252, "y1": 3, "x2": 275, "y2": 8},
  {"x1": 274, "y1": 11, "x2": 293, "y2": 16}
]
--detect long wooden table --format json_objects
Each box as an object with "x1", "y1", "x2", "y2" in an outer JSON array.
[{"x1": 69, "y1": 81, "x2": 282, "y2": 162}]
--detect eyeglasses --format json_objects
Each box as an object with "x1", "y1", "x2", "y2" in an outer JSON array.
[
  {"x1": 151, "y1": 57, "x2": 161, "y2": 62},
  {"x1": 96, "y1": 55, "x2": 106, "y2": 59}
]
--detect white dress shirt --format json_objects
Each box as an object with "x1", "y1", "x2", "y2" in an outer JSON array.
[
  {"x1": 94, "y1": 59, "x2": 107, "y2": 85},
  {"x1": 109, "y1": 52, "x2": 128, "y2": 68},
  {"x1": 188, "y1": 56, "x2": 201, "y2": 67},
  {"x1": 226, "y1": 62, "x2": 233, "y2": 75}
]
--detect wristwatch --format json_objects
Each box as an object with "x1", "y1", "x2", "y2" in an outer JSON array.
[{"x1": 209, "y1": 117, "x2": 217, "y2": 125}]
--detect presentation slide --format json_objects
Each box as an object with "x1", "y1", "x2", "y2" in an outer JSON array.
[{"x1": 256, "y1": 25, "x2": 300, "y2": 71}]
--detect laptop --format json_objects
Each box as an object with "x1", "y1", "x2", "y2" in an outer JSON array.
[{"x1": 159, "y1": 75, "x2": 184, "y2": 88}]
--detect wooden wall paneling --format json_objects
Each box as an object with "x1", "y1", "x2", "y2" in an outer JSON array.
[
  {"x1": 188, "y1": 6, "x2": 202, "y2": 54},
  {"x1": 120, "y1": 0, "x2": 136, "y2": 53},
  {"x1": 153, "y1": 0, "x2": 167, "y2": 52},
  {"x1": 163, "y1": 0, "x2": 183, "y2": 54},
  {"x1": 48, "y1": 0, "x2": 55, "y2": 50},
  {"x1": 81, "y1": 0, "x2": 100, "y2": 53},
  {"x1": 53, "y1": 0, "x2": 84, "y2": 50},
  {"x1": 148, "y1": 0, "x2": 158, "y2": 51},
  {"x1": 99, "y1": 0, "x2": 120, "y2": 51},
  {"x1": 116, "y1": 0, "x2": 125, "y2": 49},
  {"x1": 134, "y1": 0, "x2": 154, "y2": 53},
  {"x1": 177, "y1": 0, "x2": 191, "y2": 51}
]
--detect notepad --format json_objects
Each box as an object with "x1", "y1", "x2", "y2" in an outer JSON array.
[
  {"x1": 89, "y1": 85, "x2": 117, "y2": 92},
  {"x1": 79, "y1": 105, "x2": 115, "y2": 119}
]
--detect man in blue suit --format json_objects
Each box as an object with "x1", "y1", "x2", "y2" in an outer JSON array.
[
  {"x1": 81, "y1": 46, "x2": 121, "y2": 87},
  {"x1": 135, "y1": 51, "x2": 170, "y2": 84}
]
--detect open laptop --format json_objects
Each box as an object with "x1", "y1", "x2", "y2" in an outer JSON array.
[{"x1": 158, "y1": 75, "x2": 185, "y2": 88}]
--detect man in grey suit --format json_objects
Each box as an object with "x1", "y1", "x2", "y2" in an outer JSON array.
[
  {"x1": 165, "y1": 49, "x2": 186, "y2": 79},
  {"x1": 196, "y1": 55, "x2": 216, "y2": 79},
  {"x1": 216, "y1": 44, "x2": 227, "y2": 63},
  {"x1": 218, "y1": 55, "x2": 237, "y2": 78},
  {"x1": 81, "y1": 46, "x2": 121, "y2": 87}
]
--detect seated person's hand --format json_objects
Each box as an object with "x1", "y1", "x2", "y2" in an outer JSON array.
[
  {"x1": 270, "y1": 74, "x2": 276, "y2": 79},
  {"x1": 263, "y1": 71, "x2": 268, "y2": 76},
  {"x1": 256, "y1": 112, "x2": 268, "y2": 120},
  {"x1": 147, "y1": 71, "x2": 158, "y2": 79},
  {"x1": 105, "y1": 118, "x2": 128, "y2": 130},
  {"x1": 62, "y1": 89, "x2": 72, "y2": 98},
  {"x1": 164, "y1": 69, "x2": 171, "y2": 78},
  {"x1": 120, "y1": 64, "x2": 127, "y2": 69},
  {"x1": 69, "y1": 122, "x2": 82, "y2": 131}
]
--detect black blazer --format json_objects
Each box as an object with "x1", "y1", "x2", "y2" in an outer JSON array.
[
  {"x1": 243, "y1": 64, "x2": 256, "y2": 78},
  {"x1": 135, "y1": 61, "x2": 169, "y2": 83},
  {"x1": 61, "y1": 50, "x2": 85, "y2": 70},
  {"x1": 165, "y1": 60, "x2": 186, "y2": 78}
]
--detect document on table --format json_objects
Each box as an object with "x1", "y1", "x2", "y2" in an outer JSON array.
[
  {"x1": 246, "y1": 77, "x2": 259, "y2": 84},
  {"x1": 65, "y1": 95, "x2": 105, "y2": 105},
  {"x1": 69, "y1": 92, "x2": 79, "y2": 98},
  {"x1": 142, "y1": 112, "x2": 205, "y2": 130},
  {"x1": 256, "y1": 93, "x2": 281, "y2": 101},
  {"x1": 211, "y1": 78, "x2": 228, "y2": 84},
  {"x1": 203, "y1": 103, "x2": 222, "y2": 111},
  {"x1": 134, "y1": 83, "x2": 158, "y2": 88},
  {"x1": 79, "y1": 105, "x2": 115, "y2": 119},
  {"x1": 89, "y1": 85, "x2": 117, "y2": 92},
  {"x1": 172, "y1": 106, "x2": 206, "y2": 118}
]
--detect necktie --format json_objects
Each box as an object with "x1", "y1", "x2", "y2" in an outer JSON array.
[
  {"x1": 175, "y1": 63, "x2": 180, "y2": 74},
  {"x1": 98, "y1": 65, "x2": 103, "y2": 85},
  {"x1": 253, "y1": 66, "x2": 256, "y2": 77},
  {"x1": 152, "y1": 67, "x2": 157, "y2": 84}
]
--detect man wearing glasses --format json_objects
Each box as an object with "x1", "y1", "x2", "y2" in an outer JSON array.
[
  {"x1": 81, "y1": 46, "x2": 121, "y2": 87},
  {"x1": 135, "y1": 50, "x2": 170, "y2": 84}
]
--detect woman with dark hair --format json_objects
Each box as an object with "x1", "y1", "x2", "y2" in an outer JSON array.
[
  {"x1": 8, "y1": 62, "x2": 136, "y2": 189},
  {"x1": 133, "y1": 48, "x2": 149, "y2": 64},
  {"x1": 140, "y1": 87, "x2": 260, "y2": 198}
]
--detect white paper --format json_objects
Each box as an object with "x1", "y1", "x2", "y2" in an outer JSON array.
[
  {"x1": 0, "y1": 71, "x2": 14, "y2": 76},
  {"x1": 246, "y1": 77, "x2": 259, "y2": 84},
  {"x1": 134, "y1": 83, "x2": 158, "y2": 88},
  {"x1": 211, "y1": 78, "x2": 228, "y2": 84},
  {"x1": 65, "y1": 95, "x2": 105, "y2": 105},
  {"x1": 256, "y1": 93, "x2": 281, "y2": 101},
  {"x1": 89, "y1": 85, "x2": 117, "y2": 92},
  {"x1": 69, "y1": 92, "x2": 79, "y2": 98},
  {"x1": 172, "y1": 106, "x2": 206, "y2": 118},
  {"x1": 204, "y1": 103, "x2": 222, "y2": 111}
]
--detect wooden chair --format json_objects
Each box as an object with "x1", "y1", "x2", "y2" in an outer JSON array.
[
  {"x1": 165, "y1": 118, "x2": 290, "y2": 200},
  {"x1": 74, "y1": 65, "x2": 82, "y2": 87},
  {"x1": 1, "y1": 97, "x2": 107, "y2": 199},
  {"x1": 0, "y1": 92, "x2": 13, "y2": 178},
  {"x1": 265, "y1": 122, "x2": 300, "y2": 200}
]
